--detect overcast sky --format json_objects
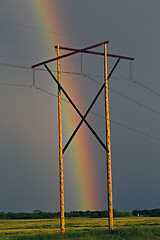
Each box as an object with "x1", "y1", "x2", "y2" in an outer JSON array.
[{"x1": 0, "y1": 0, "x2": 160, "y2": 213}]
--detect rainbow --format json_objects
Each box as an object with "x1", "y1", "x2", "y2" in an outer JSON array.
[{"x1": 31, "y1": 0, "x2": 104, "y2": 211}]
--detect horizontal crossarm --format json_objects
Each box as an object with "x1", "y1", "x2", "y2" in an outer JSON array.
[
  {"x1": 32, "y1": 41, "x2": 109, "y2": 68},
  {"x1": 63, "y1": 58, "x2": 121, "y2": 154},
  {"x1": 44, "y1": 64, "x2": 108, "y2": 152},
  {"x1": 59, "y1": 46, "x2": 134, "y2": 61}
]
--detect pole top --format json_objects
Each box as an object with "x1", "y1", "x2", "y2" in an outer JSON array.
[{"x1": 55, "y1": 45, "x2": 60, "y2": 49}]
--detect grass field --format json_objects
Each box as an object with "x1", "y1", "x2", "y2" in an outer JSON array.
[{"x1": 0, "y1": 217, "x2": 160, "y2": 239}]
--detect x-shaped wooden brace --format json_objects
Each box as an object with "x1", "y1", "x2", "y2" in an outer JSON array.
[{"x1": 44, "y1": 58, "x2": 120, "y2": 154}]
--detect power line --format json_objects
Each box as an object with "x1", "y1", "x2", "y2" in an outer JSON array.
[
  {"x1": 83, "y1": 74, "x2": 160, "y2": 117},
  {"x1": 0, "y1": 19, "x2": 67, "y2": 36},
  {"x1": 0, "y1": 37, "x2": 51, "y2": 51},
  {"x1": 77, "y1": 72, "x2": 160, "y2": 101},
  {"x1": 1, "y1": 62, "x2": 160, "y2": 117},
  {"x1": 33, "y1": 85, "x2": 160, "y2": 143},
  {"x1": 82, "y1": 74, "x2": 102, "y2": 85},
  {"x1": 0, "y1": 62, "x2": 31, "y2": 69},
  {"x1": 0, "y1": 83, "x2": 32, "y2": 87},
  {"x1": 35, "y1": 86, "x2": 57, "y2": 98},
  {"x1": 0, "y1": 19, "x2": 81, "y2": 40},
  {"x1": 1, "y1": 61, "x2": 160, "y2": 142},
  {"x1": 0, "y1": 70, "x2": 160, "y2": 143},
  {"x1": 112, "y1": 76, "x2": 160, "y2": 98},
  {"x1": 109, "y1": 87, "x2": 160, "y2": 116},
  {"x1": 111, "y1": 119, "x2": 160, "y2": 142},
  {"x1": 0, "y1": 62, "x2": 103, "y2": 78},
  {"x1": 1, "y1": 61, "x2": 160, "y2": 98},
  {"x1": 1, "y1": 61, "x2": 160, "y2": 101},
  {"x1": 131, "y1": 79, "x2": 160, "y2": 97}
]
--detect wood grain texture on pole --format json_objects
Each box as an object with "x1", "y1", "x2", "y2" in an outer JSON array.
[
  {"x1": 57, "y1": 45, "x2": 65, "y2": 233},
  {"x1": 104, "y1": 43, "x2": 113, "y2": 230}
]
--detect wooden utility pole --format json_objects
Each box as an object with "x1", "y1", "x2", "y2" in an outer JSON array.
[
  {"x1": 104, "y1": 43, "x2": 113, "y2": 230},
  {"x1": 57, "y1": 45, "x2": 65, "y2": 233}
]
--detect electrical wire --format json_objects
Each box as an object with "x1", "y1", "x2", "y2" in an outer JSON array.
[
  {"x1": 111, "y1": 76, "x2": 160, "y2": 98},
  {"x1": 83, "y1": 74, "x2": 160, "y2": 117},
  {"x1": 0, "y1": 19, "x2": 68, "y2": 36},
  {"x1": 109, "y1": 87, "x2": 160, "y2": 116},
  {"x1": 1, "y1": 62, "x2": 160, "y2": 118},
  {"x1": 0, "y1": 19, "x2": 82, "y2": 41},
  {"x1": 0, "y1": 37, "x2": 51, "y2": 51},
  {"x1": 131, "y1": 79, "x2": 160, "y2": 97},
  {"x1": 35, "y1": 86, "x2": 58, "y2": 98},
  {"x1": 1, "y1": 62, "x2": 160, "y2": 142},
  {"x1": 33, "y1": 84, "x2": 160, "y2": 143},
  {"x1": 0, "y1": 62, "x2": 103, "y2": 79},
  {"x1": 0, "y1": 83, "x2": 32, "y2": 87},
  {"x1": 110, "y1": 119, "x2": 160, "y2": 142},
  {"x1": 0, "y1": 62, "x2": 31, "y2": 69},
  {"x1": 1, "y1": 62, "x2": 160, "y2": 104}
]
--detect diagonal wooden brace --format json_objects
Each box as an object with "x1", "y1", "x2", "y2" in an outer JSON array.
[
  {"x1": 44, "y1": 64, "x2": 108, "y2": 152},
  {"x1": 62, "y1": 58, "x2": 121, "y2": 154}
]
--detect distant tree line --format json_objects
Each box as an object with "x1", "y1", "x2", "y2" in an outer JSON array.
[
  {"x1": 3, "y1": 208, "x2": 160, "y2": 219},
  {"x1": 0, "y1": 210, "x2": 59, "y2": 219},
  {"x1": 132, "y1": 209, "x2": 160, "y2": 217},
  {"x1": 0, "y1": 209, "x2": 132, "y2": 219}
]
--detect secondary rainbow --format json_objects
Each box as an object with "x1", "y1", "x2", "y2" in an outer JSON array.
[{"x1": 31, "y1": 0, "x2": 102, "y2": 211}]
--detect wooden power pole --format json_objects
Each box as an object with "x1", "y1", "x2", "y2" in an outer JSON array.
[
  {"x1": 104, "y1": 43, "x2": 113, "y2": 230},
  {"x1": 57, "y1": 45, "x2": 65, "y2": 233}
]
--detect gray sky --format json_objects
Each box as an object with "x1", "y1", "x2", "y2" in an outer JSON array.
[{"x1": 0, "y1": 0, "x2": 160, "y2": 213}]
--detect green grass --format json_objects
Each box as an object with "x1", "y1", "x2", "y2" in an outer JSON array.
[{"x1": 0, "y1": 217, "x2": 160, "y2": 239}]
